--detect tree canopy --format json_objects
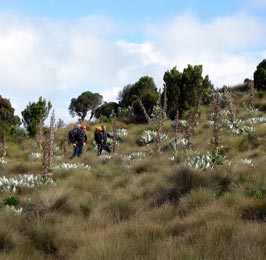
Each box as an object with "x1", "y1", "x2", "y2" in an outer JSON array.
[
  {"x1": 118, "y1": 76, "x2": 158, "y2": 122},
  {"x1": 95, "y1": 102, "x2": 119, "y2": 119},
  {"x1": 21, "y1": 97, "x2": 52, "y2": 137},
  {"x1": 162, "y1": 65, "x2": 214, "y2": 119},
  {"x1": 0, "y1": 95, "x2": 20, "y2": 137},
  {"x1": 69, "y1": 91, "x2": 103, "y2": 122},
  {"x1": 254, "y1": 59, "x2": 266, "y2": 91}
]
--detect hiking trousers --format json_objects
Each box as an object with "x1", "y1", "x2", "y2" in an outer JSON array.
[
  {"x1": 97, "y1": 142, "x2": 111, "y2": 155},
  {"x1": 71, "y1": 144, "x2": 83, "y2": 158}
]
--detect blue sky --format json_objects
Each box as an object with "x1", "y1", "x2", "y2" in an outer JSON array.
[{"x1": 0, "y1": 0, "x2": 266, "y2": 124}]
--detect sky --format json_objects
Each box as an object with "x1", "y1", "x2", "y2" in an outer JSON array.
[{"x1": 0, "y1": 0, "x2": 266, "y2": 125}]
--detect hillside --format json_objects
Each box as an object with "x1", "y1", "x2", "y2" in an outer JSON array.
[{"x1": 1, "y1": 88, "x2": 266, "y2": 259}]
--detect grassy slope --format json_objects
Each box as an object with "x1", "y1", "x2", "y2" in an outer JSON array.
[{"x1": 1, "y1": 90, "x2": 266, "y2": 259}]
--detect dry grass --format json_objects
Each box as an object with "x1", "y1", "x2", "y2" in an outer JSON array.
[{"x1": 2, "y1": 91, "x2": 266, "y2": 259}]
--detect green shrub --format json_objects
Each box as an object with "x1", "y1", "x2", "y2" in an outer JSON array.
[{"x1": 3, "y1": 196, "x2": 20, "y2": 208}]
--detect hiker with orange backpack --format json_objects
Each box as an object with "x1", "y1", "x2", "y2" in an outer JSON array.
[{"x1": 94, "y1": 125, "x2": 113, "y2": 156}]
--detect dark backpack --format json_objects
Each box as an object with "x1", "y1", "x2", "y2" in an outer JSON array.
[{"x1": 68, "y1": 127, "x2": 80, "y2": 143}]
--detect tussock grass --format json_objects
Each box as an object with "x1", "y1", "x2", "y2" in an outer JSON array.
[
  {"x1": 7, "y1": 160, "x2": 41, "y2": 176},
  {"x1": 73, "y1": 229, "x2": 145, "y2": 260},
  {"x1": 177, "y1": 188, "x2": 216, "y2": 216},
  {"x1": 22, "y1": 220, "x2": 60, "y2": 256},
  {"x1": 102, "y1": 194, "x2": 136, "y2": 223},
  {"x1": 128, "y1": 154, "x2": 169, "y2": 175},
  {"x1": 240, "y1": 198, "x2": 266, "y2": 221},
  {"x1": 0, "y1": 221, "x2": 15, "y2": 252},
  {"x1": 2, "y1": 90, "x2": 266, "y2": 259},
  {"x1": 23, "y1": 187, "x2": 76, "y2": 221}
]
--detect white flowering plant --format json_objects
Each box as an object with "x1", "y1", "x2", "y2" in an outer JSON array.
[
  {"x1": 171, "y1": 120, "x2": 187, "y2": 130},
  {"x1": 184, "y1": 150, "x2": 231, "y2": 170},
  {"x1": 224, "y1": 119, "x2": 254, "y2": 135},
  {"x1": 168, "y1": 138, "x2": 189, "y2": 151},
  {"x1": 238, "y1": 158, "x2": 253, "y2": 166},
  {"x1": 98, "y1": 154, "x2": 112, "y2": 162},
  {"x1": 116, "y1": 128, "x2": 128, "y2": 141},
  {"x1": 245, "y1": 116, "x2": 266, "y2": 124},
  {"x1": 52, "y1": 163, "x2": 90, "y2": 170},
  {"x1": 120, "y1": 150, "x2": 153, "y2": 161},
  {"x1": 3, "y1": 205, "x2": 23, "y2": 216},
  {"x1": 0, "y1": 174, "x2": 55, "y2": 193},
  {"x1": 208, "y1": 118, "x2": 253, "y2": 135},
  {"x1": 246, "y1": 107, "x2": 258, "y2": 114},
  {"x1": 138, "y1": 130, "x2": 168, "y2": 146},
  {"x1": 28, "y1": 152, "x2": 42, "y2": 160}
]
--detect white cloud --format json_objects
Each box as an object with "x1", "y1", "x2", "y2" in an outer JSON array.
[
  {"x1": 0, "y1": 13, "x2": 120, "y2": 93},
  {"x1": 142, "y1": 12, "x2": 266, "y2": 86},
  {"x1": 0, "y1": 11, "x2": 265, "y2": 124},
  {"x1": 146, "y1": 12, "x2": 265, "y2": 54},
  {"x1": 101, "y1": 86, "x2": 121, "y2": 103}
]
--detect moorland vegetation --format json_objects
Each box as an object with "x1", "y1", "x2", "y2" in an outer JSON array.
[{"x1": 1, "y1": 61, "x2": 266, "y2": 259}]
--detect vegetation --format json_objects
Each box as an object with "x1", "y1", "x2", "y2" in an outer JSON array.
[
  {"x1": 21, "y1": 97, "x2": 52, "y2": 137},
  {"x1": 254, "y1": 59, "x2": 266, "y2": 91},
  {"x1": 0, "y1": 60, "x2": 266, "y2": 260},
  {"x1": 119, "y1": 76, "x2": 158, "y2": 122},
  {"x1": 162, "y1": 65, "x2": 213, "y2": 120},
  {"x1": 1, "y1": 60, "x2": 266, "y2": 259},
  {"x1": 95, "y1": 102, "x2": 120, "y2": 119},
  {"x1": 0, "y1": 96, "x2": 20, "y2": 135},
  {"x1": 69, "y1": 91, "x2": 103, "y2": 121},
  {"x1": 0, "y1": 95, "x2": 21, "y2": 157}
]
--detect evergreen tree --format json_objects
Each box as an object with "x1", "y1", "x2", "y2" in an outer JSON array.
[
  {"x1": 119, "y1": 76, "x2": 158, "y2": 122},
  {"x1": 69, "y1": 91, "x2": 103, "y2": 121},
  {"x1": 21, "y1": 97, "x2": 52, "y2": 137},
  {"x1": 254, "y1": 59, "x2": 266, "y2": 91},
  {"x1": 162, "y1": 65, "x2": 213, "y2": 119}
]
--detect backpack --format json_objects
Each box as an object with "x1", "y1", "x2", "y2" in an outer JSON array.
[
  {"x1": 68, "y1": 127, "x2": 80, "y2": 143},
  {"x1": 94, "y1": 126, "x2": 102, "y2": 143}
]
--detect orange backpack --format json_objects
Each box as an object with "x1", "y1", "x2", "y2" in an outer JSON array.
[{"x1": 94, "y1": 126, "x2": 102, "y2": 142}]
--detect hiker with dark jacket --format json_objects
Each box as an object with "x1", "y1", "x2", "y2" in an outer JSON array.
[
  {"x1": 70, "y1": 125, "x2": 87, "y2": 159},
  {"x1": 95, "y1": 125, "x2": 113, "y2": 156}
]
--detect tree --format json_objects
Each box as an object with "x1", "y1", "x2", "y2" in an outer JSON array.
[
  {"x1": 0, "y1": 95, "x2": 21, "y2": 157},
  {"x1": 95, "y1": 102, "x2": 119, "y2": 119},
  {"x1": 118, "y1": 76, "x2": 158, "y2": 122},
  {"x1": 0, "y1": 95, "x2": 20, "y2": 136},
  {"x1": 68, "y1": 91, "x2": 103, "y2": 121},
  {"x1": 118, "y1": 84, "x2": 133, "y2": 108},
  {"x1": 254, "y1": 59, "x2": 266, "y2": 91},
  {"x1": 162, "y1": 67, "x2": 182, "y2": 120},
  {"x1": 162, "y1": 65, "x2": 213, "y2": 119},
  {"x1": 21, "y1": 97, "x2": 52, "y2": 137}
]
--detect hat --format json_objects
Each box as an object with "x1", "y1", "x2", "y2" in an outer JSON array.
[{"x1": 80, "y1": 125, "x2": 86, "y2": 130}]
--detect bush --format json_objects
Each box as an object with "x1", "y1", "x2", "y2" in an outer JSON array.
[
  {"x1": 3, "y1": 196, "x2": 20, "y2": 208},
  {"x1": 240, "y1": 199, "x2": 266, "y2": 221}
]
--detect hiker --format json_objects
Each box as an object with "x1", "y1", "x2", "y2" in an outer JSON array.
[
  {"x1": 68, "y1": 124, "x2": 81, "y2": 144},
  {"x1": 95, "y1": 125, "x2": 113, "y2": 156},
  {"x1": 70, "y1": 125, "x2": 87, "y2": 159}
]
